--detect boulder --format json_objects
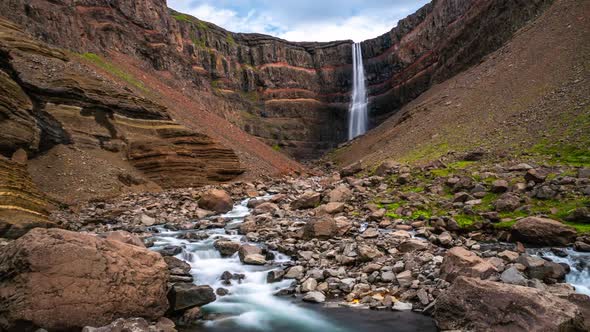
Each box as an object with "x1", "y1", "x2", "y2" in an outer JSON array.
[
  {"x1": 82, "y1": 317, "x2": 176, "y2": 332},
  {"x1": 303, "y1": 291, "x2": 326, "y2": 303},
  {"x1": 214, "y1": 240, "x2": 240, "y2": 257},
  {"x1": 291, "y1": 191, "x2": 321, "y2": 209},
  {"x1": 493, "y1": 193, "x2": 521, "y2": 212},
  {"x1": 566, "y1": 208, "x2": 590, "y2": 224},
  {"x1": 516, "y1": 255, "x2": 567, "y2": 282},
  {"x1": 198, "y1": 189, "x2": 233, "y2": 214},
  {"x1": 512, "y1": 217, "x2": 577, "y2": 246},
  {"x1": 303, "y1": 216, "x2": 337, "y2": 240},
  {"x1": 374, "y1": 160, "x2": 399, "y2": 176},
  {"x1": 396, "y1": 270, "x2": 413, "y2": 287},
  {"x1": 315, "y1": 202, "x2": 345, "y2": 215},
  {"x1": 399, "y1": 239, "x2": 429, "y2": 252},
  {"x1": 104, "y1": 230, "x2": 145, "y2": 248},
  {"x1": 357, "y1": 244, "x2": 383, "y2": 262},
  {"x1": 325, "y1": 185, "x2": 352, "y2": 202},
  {"x1": 238, "y1": 245, "x2": 266, "y2": 265},
  {"x1": 434, "y1": 277, "x2": 585, "y2": 331},
  {"x1": 167, "y1": 283, "x2": 216, "y2": 312},
  {"x1": 500, "y1": 266, "x2": 527, "y2": 286},
  {"x1": 253, "y1": 202, "x2": 280, "y2": 215},
  {"x1": 440, "y1": 247, "x2": 497, "y2": 282},
  {"x1": 340, "y1": 162, "x2": 363, "y2": 177},
  {"x1": 491, "y1": 179, "x2": 509, "y2": 193},
  {"x1": 164, "y1": 256, "x2": 191, "y2": 276},
  {"x1": 284, "y1": 265, "x2": 305, "y2": 280},
  {"x1": 0, "y1": 228, "x2": 168, "y2": 331}
]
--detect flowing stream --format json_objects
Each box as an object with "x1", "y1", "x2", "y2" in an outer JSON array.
[
  {"x1": 149, "y1": 197, "x2": 436, "y2": 332},
  {"x1": 348, "y1": 42, "x2": 368, "y2": 140},
  {"x1": 530, "y1": 248, "x2": 590, "y2": 296}
]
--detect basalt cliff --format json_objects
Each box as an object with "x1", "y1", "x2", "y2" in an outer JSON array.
[{"x1": 1, "y1": 0, "x2": 552, "y2": 159}]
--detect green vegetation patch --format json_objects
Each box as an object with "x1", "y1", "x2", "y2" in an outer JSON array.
[
  {"x1": 226, "y1": 33, "x2": 236, "y2": 46},
  {"x1": 78, "y1": 53, "x2": 146, "y2": 91},
  {"x1": 272, "y1": 144, "x2": 281, "y2": 152},
  {"x1": 171, "y1": 13, "x2": 193, "y2": 23},
  {"x1": 531, "y1": 142, "x2": 590, "y2": 167}
]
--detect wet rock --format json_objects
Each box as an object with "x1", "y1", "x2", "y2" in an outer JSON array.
[
  {"x1": 216, "y1": 288, "x2": 229, "y2": 296},
  {"x1": 516, "y1": 255, "x2": 566, "y2": 282},
  {"x1": 285, "y1": 266, "x2": 305, "y2": 280},
  {"x1": 0, "y1": 228, "x2": 168, "y2": 330},
  {"x1": 574, "y1": 241, "x2": 590, "y2": 252},
  {"x1": 168, "y1": 283, "x2": 216, "y2": 312},
  {"x1": 214, "y1": 240, "x2": 240, "y2": 257},
  {"x1": 392, "y1": 301, "x2": 413, "y2": 311},
  {"x1": 303, "y1": 291, "x2": 326, "y2": 303},
  {"x1": 440, "y1": 247, "x2": 497, "y2": 282},
  {"x1": 267, "y1": 269, "x2": 285, "y2": 283},
  {"x1": 301, "y1": 278, "x2": 318, "y2": 292},
  {"x1": 82, "y1": 317, "x2": 176, "y2": 332},
  {"x1": 141, "y1": 213, "x2": 156, "y2": 226},
  {"x1": 512, "y1": 217, "x2": 577, "y2": 246},
  {"x1": 238, "y1": 244, "x2": 266, "y2": 265},
  {"x1": 434, "y1": 277, "x2": 585, "y2": 331},
  {"x1": 164, "y1": 256, "x2": 192, "y2": 276},
  {"x1": 198, "y1": 189, "x2": 233, "y2": 214},
  {"x1": 291, "y1": 191, "x2": 321, "y2": 210},
  {"x1": 160, "y1": 245, "x2": 183, "y2": 256}
]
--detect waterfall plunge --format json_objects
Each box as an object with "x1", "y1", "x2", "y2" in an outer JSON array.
[{"x1": 348, "y1": 42, "x2": 368, "y2": 140}]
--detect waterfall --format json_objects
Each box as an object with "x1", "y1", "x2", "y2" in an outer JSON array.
[{"x1": 348, "y1": 42, "x2": 368, "y2": 140}]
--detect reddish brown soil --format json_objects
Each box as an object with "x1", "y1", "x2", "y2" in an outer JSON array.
[
  {"x1": 331, "y1": 0, "x2": 590, "y2": 167},
  {"x1": 95, "y1": 52, "x2": 304, "y2": 180}
]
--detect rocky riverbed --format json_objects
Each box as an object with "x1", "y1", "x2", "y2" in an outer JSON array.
[{"x1": 1, "y1": 159, "x2": 590, "y2": 331}]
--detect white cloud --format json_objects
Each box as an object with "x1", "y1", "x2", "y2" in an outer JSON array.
[{"x1": 169, "y1": 0, "x2": 429, "y2": 42}]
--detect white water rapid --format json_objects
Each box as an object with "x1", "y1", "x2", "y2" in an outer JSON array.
[
  {"x1": 531, "y1": 248, "x2": 590, "y2": 296},
  {"x1": 348, "y1": 42, "x2": 368, "y2": 140},
  {"x1": 149, "y1": 198, "x2": 349, "y2": 332}
]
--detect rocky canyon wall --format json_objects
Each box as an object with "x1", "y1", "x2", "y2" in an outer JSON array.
[{"x1": 0, "y1": 0, "x2": 553, "y2": 159}]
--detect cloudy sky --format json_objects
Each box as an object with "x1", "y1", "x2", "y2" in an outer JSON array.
[{"x1": 167, "y1": 0, "x2": 431, "y2": 42}]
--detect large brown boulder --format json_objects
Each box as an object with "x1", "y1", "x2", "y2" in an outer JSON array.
[
  {"x1": 290, "y1": 191, "x2": 321, "y2": 210},
  {"x1": 198, "y1": 189, "x2": 233, "y2": 214},
  {"x1": 303, "y1": 216, "x2": 337, "y2": 240},
  {"x1": 512, "y1": 217, "x2": 577, "y2": 246},
  {"x1": 434, "y1": 277, "x2": 586, "y2": 331},
  {"x1": 440, "y1": 247, "x2": 497, "y2": 282},
  {"x1": 0, "y1": 228, "x2": 169, "y2": 331}
]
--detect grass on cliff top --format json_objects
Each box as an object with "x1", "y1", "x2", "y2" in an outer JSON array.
[
  {"x1": 171, "y1": 13, "x2": 193, "y2": 23},
  {"x1": 78, "y1": 53, "x2": 146, "y2": 92}
]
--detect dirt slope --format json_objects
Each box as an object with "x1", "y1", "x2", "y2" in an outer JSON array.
[{"x1": 330, "y1": 0, "x2": 590, "y2": 168}]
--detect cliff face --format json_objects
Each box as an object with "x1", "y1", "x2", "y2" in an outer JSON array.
[
  {"x1": 0, "y1": 17, "x2": 244, "y2": 207},
  {"x1": 0, "y1": 0, "x2": 553, "y2": 159}
]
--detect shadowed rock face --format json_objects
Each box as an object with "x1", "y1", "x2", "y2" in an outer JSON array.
[{"x1": 0, "y1": 0, "x2": 554, "y2": 159}]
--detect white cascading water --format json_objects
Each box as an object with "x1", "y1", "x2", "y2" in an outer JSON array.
[
  {"x1": 348, "y1": 42, "x2": 368, "y2": 140},
  {"x1": 149, "y1": 198, "x2": 349, "y2": 332}
]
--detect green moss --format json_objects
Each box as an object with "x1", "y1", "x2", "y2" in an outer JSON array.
[
  {"x1": 272, "y1": 144, "x2": 281, "y2": 152},
  {"x1": 78, "y1": 53, "x2": 146, "y2": 91},
  {"x1": 411, "y1": 209, "x2": 432, "y2": 220},
  {"x1": 565, "y1": 222, "x2": 590, "y2": 234},
  {"x1": 196, "y1": 20, "x2": 209, "y2": 31},
  {"x1": 226, "y1": 33, "x2": 236, "y2": 46},
  {"x1": 494, "y1": 220, "x2": 516, "y2": 230},
  {"x1": 240, "y1": 91, "x2": 259, "y2": 103},
  {"x1": 190, "y1": 31, "x2": 207, "y2": 49},
  {"x1": 400, "y1": 142, "x2": 449, "y2": 164},
  {"x1": 429, "y1": 160, "x2": 475, "y2": 178},
  {"x1": 171, "y1": 13, "x2": 193, "y2": 23},
  {"x1": 430, "y1": 169, "x2": 452, "y2": 177},
  {"x1": 531, "y1": 142, "x2": 590, "y2": 166},
  {"x1": 454, "y1": 214, "x2": 481, "y2": 228}
]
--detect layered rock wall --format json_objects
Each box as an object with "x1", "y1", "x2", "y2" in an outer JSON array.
[{"x1": 0, "y1": 0, "x2": 553, "y2": 158}]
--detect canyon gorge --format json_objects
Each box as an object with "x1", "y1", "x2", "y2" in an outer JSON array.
[{"x1": 0, "y1": 0, "x2": 590, "y2": 331}]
